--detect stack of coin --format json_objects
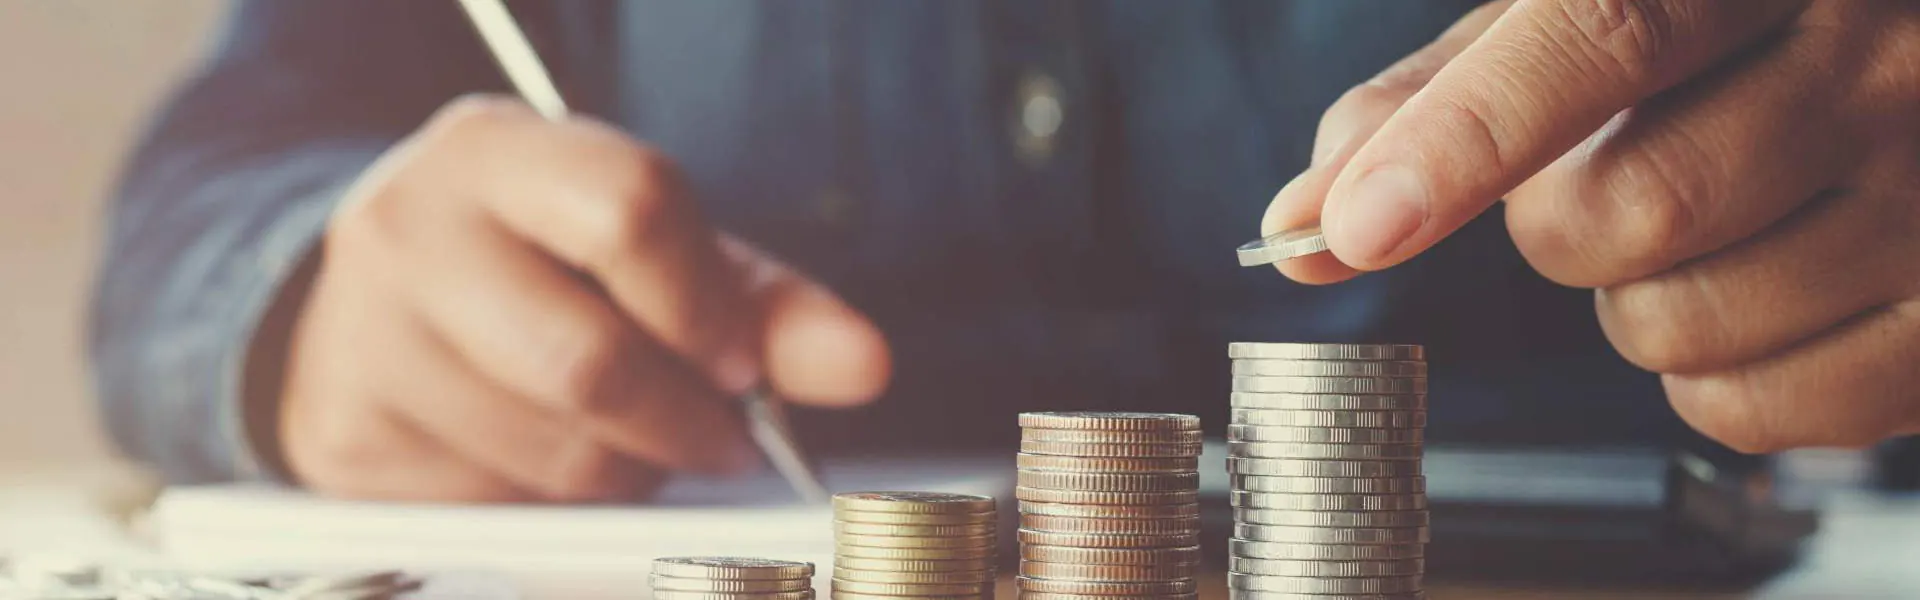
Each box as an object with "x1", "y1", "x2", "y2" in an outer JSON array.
[
  {"x1": 1226, "y1": 343, "x2": 1430, "y2": 600},
  {"x1": 651, "y1": 557, "x2": 816, "y2": 600},
  {"x1": 1015, "y1": 412, "x2": 1203, "y2": 600},
  {"x1": 831, "y1": 491, "x2": 998, "y2": 600}
]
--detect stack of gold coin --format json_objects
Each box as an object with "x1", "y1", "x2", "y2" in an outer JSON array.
[
  {"x1": 650, "y1": 557, "x2": 816, "y2": 600},
  {"x1": 1226, "y1": 343, "x2": 1429, "y2": 600},
  {"x1": 831, "y1": 491, "x2": 998, "y2": 600},
  {"x1": 1015, "y1": 412, "x2": 1203, "y2": 600}
]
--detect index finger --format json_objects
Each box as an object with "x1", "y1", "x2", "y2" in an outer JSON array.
[{"x1": 1319, "y1": 0, "x2": 1805, "y2": 270}]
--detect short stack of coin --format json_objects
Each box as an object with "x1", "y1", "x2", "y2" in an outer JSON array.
[
  {"x1": 1015, "y1": 412, "x2": 1203, "y2": 600},
  {"x1": 1226, "y1": 343, "x2": 1430, "y2": 600},
  {"x1": 831, "y1": 491, "x2": 998, "y2": 600},
  {"x1": 651, "y1": 557, "x2": 816, "y2": 600}
]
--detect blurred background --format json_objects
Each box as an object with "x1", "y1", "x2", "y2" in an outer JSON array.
[{"x1": 0, "y1": 1, "x2": 222, "y2": 473}]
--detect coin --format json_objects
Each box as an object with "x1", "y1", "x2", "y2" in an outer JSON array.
[
  {"x1": 829, "y1": 593, "x2": 979, "y2": 600},
  {"x1": 649, "y1": 575, "x2": 812, "y2": 593},
  {"x1": 1018, "y1": 500, "x2": 1201, "y2": 519},
  {"x1": 1016, "y1": 454, "x2": 1198, "y2": 473},
  {"x1": 834, "y1": 510, "x2": 997, "y2": 525},
  {"x1": 1230, "y1": 360, "x2": 1427, "y2": 377},
  {"x1": 1016, "y1": 471, "x2": 1198, "y2": 492},
  {"x1": 1228, "y1": 539, "x2": 1426, "y2": 561},
  {"x1": 1227, "y1": 457, "x2": 1422, "y2": 478},
  {"x1": 832, "y1": 492, "x2": 996, "y2": 514},
  {"x1": 1231, "y1": 377, "x2": 1427, "y2": 395},
  {"x1": 652, "y1": 557, "x2": 815, "y2": 580},
  {"x1": 1229, "y1": 441, "x2": 1423, "y2": 461},
  {"x1": 654, "y1": 592, "x2": 816, "y2": 600},
  {"x1": 1227, "y1": 343, "x2": 1424, "y2": 361},
  {"x1": 1022, "y1": 428, "x2": 1205, "y2": 445},
  {"x1": 1019, "y1": 514, "x2": 1201, "y2": 535},
  {"x1": 1227, "y1": 573, "x2": 1422, "y2": 594},
  {"x1": 833, "y1": 544, "x2": 995, "y2": 560},
  {"x1": 832, "y1": 557, "x2": 995, "y2": 573},
  {"x1": 1232, "y1": 508, "x2": 1429, "y2": 528},
  {"x1": 1232, "y1": 524, "x2": 1430, "y2": 544},
  {"x1": 1230, "y1": 491, "x2": 1427, "y2": 511},
  {"x1": 1016, "y1": 576, "x2": 1198, "y2": 595},
  {"x1": 829, "y1": 567, "x2": 994, "y2": 584},
  {"x1": 834, "y1": 521, "x2": 995, "y2": 537},
  {"x1": 1228, "y1": 425, "x2": 1423, "y2": 444},
  {"x1": 1229, "y1": 392, "x2": 1428, "y2": 411},
  {"x1": 1228, "y1": 592, "x2": 1426, "y2": 600},
  {"x1": 1232, "y1": 475, "x2": 1425, "y2": 494},
  {"x1": 834, "y1": 534, "x2": 994, "y2": 549},
  {"x1": 828, "y1": 579, "x2": 993, "y2": 596},
  {"x1": 1020, "y1": 593, "x2": 1196, "y2": 600},
  {"x1": 1020, "y1": 545, "x2": 1202, "y2": 566},
  {"x1": 1016, "y1": 529, "x2": 1201, "y2": 549},
  {"x1": 1019, "y1": 412, "x2": 1201, "y2": 431},
  {"x1": 1018, "y1": 561, "x2": 1198, "y2": 582},
  {"x1": 1230, "y1": 409, "x2": 1426, "y2": 428},
  {"x1": 1015, "y1": 487, "x2": 1200, "y2": 505},
  {"x1": 1235, "y1": 226, "x2": 1330, "y2": 266},
  {"x1": 1228, "y1": 557, "x2": 1425, "y2": 578},
  {"x1": 1020, "y1": 440, "x2": 1205, "y2": 457}
]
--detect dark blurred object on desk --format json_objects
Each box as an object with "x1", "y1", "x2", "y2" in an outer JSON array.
[{"x1": 1873, "y1": 435, "x2": 1920, "y2": 491}]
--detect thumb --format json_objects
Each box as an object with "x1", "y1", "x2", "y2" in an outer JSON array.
[{"x1": 720, "y1": 236, "x2": 891, "y2": 408}]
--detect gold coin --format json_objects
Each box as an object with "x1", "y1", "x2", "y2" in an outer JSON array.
[
  {"x1": 653, "y1": 592, "x2": 815, "y2": 600},
  {"x1": 834, "y1": 521, "x2": 995, "y2": 537},
  {"x1": 1016, "y1": 453, "x2": 1198, "y2": 473},
  {"x1": 835, "y1": 510, "x2": 996, "y2": 525},
  {"x1": 649, "y1": 575, "x2": 812, "y2": 593},
  {"x1": 836, "y1": 533, "x2": 995, "y2": 549},
  {"x1": 1018, "y1": 560, "x2": 1199, "y2": 582},
  {"x1": 833, "y1": 543, "x2": 995, "y2": 560},
  {"x1": 1020, "y1": 545, "x2": 1201, "y2": 566},
  {"x1": 829, "y1": 579, "x2": 994, "y2": 596},
  {"x1": 1014, "y1": 487, "x2": 1199, "y2": 505},
  {"x1": 832, "y1": 557, "x2": 995, "y2": 573},
  {"x1": 1015, "y1": 470, "x2": 1198, "y2": 492},
  {"x1": 1020, "y1": 593, "x2": 1194, "y2": 600},
  {"x1": 1018, "y1": 501, "x2": 1200, "y2": 519},
  {"x1": 1021, "y1": 428, "x2": 1204, "y2": 445},
  {"x1": 832, "y1": 492, "x2": 995, "y2": 514},
  {"x1": 1015, "y1": 529, "x2": 1199, "y2": 549},
  {"x1": 1019, "y1": 440, "x2": 1204, "y2": 458},
  {"x1": 1019, "y1": 514, "x2": 1200, "y2": 536},
  {"x1": 829, "y1": 593, "x2": 980, "y2": 600},
  {"x1": 1016, "y1": 576, "x2": 1197, "y2": 595},
  {"x1": 1018, "y1": 412, "x2": 1201, "y2": 432},
  {"x1": 830, "y1": 567, "x2": 994, "y2": 584},
  {"x1": 652, "y1": 557, "x2": 814, "y2": 580}
]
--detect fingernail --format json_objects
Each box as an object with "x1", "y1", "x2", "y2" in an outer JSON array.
[
  {"x1": 1332, "y1": 165, "x2": 1428, "y2": 266},
  {"x1": 712, "y1": 345, "x2": 762, "y2": 396}
]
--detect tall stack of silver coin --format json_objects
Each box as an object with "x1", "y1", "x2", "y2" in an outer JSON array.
[
  {"x1": 1015, "y1": 412, "x2": 1204, "y2": 600},
  {"x1": 1226, "y1": 343, "x2": 1430, "y2": 600},
  {"x1": 651, "y1": 557, "x2": 817, "y2": 600},
  {"x1": 831, "y1": 492, "x2": 998, "y2": 600}
]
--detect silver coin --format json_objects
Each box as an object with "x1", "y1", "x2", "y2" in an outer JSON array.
[
  {"x1": 1230, "y1": 392, "x2": 1427, "y2": 411},
  {"x1": 1021, "y1": 593, "x2": 1197, "y2": 600},
  {"x1": 1016, "y1": 529, "x2": 1201, "y2": 549},
  {"x1": 1020, "y1": 514, "x2": 1201, "y2": 535},
  {"x1": 1233, "y1": 508, "x2": 1430, "y2": 528},
  {"x1": 1023, "y1": 428, "x2": 1206, "y2": 445},
  {"x1": 1229, "y1": 557, "x2": 1425, "y2": 578},
  {"x1": 829, "y1": 579, "x2": 993, "y2": 596},
  {"x1": 1229, "y1": 592, "x2": 1425, "y2": 600},
  {"x1": 650, "y1": 574, "x2": 812, "y2": 593},
  {"x1": 1016, "y1": 470, "x2": 1199, "y2": 492},
  {"x1": 832, "y1": 544, "x2": 995, "y2": 560},
  {"x1": 1227, "y1": 343, "x2": 1424, "y2": 361},
  {"x1": 832, "y1": 492, "x2": 996, "y2": 514},
  {"x1": 829, "y1": 592, "x2": 976, "y2": 600},
  {"x1": 653, "y1": 557, "x2": 814, "y2": 580},
  {"x1": 1227, "y1": 573, "x2": 1423, "y2": 594},
  {"x1": 1232, "y1": 377, "x2": 1427, "y2": 395},
  {"x1": 1233, "y1": 523, "x2": 1430, "y2": 545},
  {"x1": 1230, "y1": 491, "x2": 1427, "y2": 511},
  {"x1": 1015, "y1": 486, "x2": 1200, "y2": 505},
  {"x1": 1016, "y1": 453, "x2": 1199, "y2": 473},
  {"x1": 1019, "y1": 500, "x2": 1201, "y2": 519},
  {"x1": 830, "y1": 567, "x2": 994, "y2": 584},
  {"x1": 1228, "y1": 425, "x2": 1423, "y2": 444},
  {"x1": 1227, "y1": 457, "x2": 1422, "y2": 478},
  {"x1": 1230, "y1": 441, "x2": 1423, "y2": 461},
  {"x1": 833, "y1": 521, "x2": 995, "y2": 537},
  {"x1": 1233, "y1": 475, "x2": 1425, "y2": 494},
  {"x1": 1016, "y1": 576, "x2": 1198, "y2": 595},
  {"x1": 1235, "y1": 226, "x2": 1330, "y2": 266},
  {"x1": 1018, "y1": 560, "x2": 1199, "y2": 582},
  {"x1": 834, "y1": 510, "x2": 996, "y2": 525},
  {"x1": 1231, "y1": 360, "x2": 1427, "y2": 377},
  {"x1": 831, "y1": 557, "x2": 994, "y2": 573},
  {"x1": 1020, "y1": 545, "x2": 1202, "y2": 566},
  {"x1": 1229, "y1": 538, "x2": 1425, "y2": 561},
  {"x1": 1231, "y1": 409, "x2": 1426, "y2": 429},
  {"x1": 1019, "y1": 440, "x2": 1206, "y2": 457},
  {"x1": 1019, "y1": 412, "x2": 1201, "y2": 431},
  {"x1": 833, "y1": 533, "x2": 995, "y2": 549}
]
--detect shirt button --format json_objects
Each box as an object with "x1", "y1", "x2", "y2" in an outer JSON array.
[{"x1": 1012, "y1": 70, "x2": 1065, "y2": 167}]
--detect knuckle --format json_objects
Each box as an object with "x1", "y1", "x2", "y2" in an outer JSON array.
[
  {"x1": 579, "y1": 145, "x2": 685, "y2": 269},
  {"x1": 1596, "y1": 282, "x2": 1707, "y2": 373},
  {"x1": 425, "y1": 94, "x2": 533, "y2": 137},
  {"x1": 545, "y1": 326, "x2": 628, "y2": 414},
  {"x1": 1563, "y1": 0, "x2": 1674, "y2": 82}
]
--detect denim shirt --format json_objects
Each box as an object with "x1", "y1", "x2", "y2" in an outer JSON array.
[{"x1": 92, "y1": 0, "x2": 1675, "y2": 485}]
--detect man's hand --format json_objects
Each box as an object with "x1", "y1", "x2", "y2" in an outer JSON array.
[
  {"x1": 1265, "y1": 0, "x2": 1920, "y2": 452},
  {"x1": 279, "y1": 96, "x2": 891, "y2": 502}
]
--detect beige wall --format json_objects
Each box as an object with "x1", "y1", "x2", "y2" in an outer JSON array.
[{"x1": 0, "y1": 1, "x2": 226, "y2": 468}]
